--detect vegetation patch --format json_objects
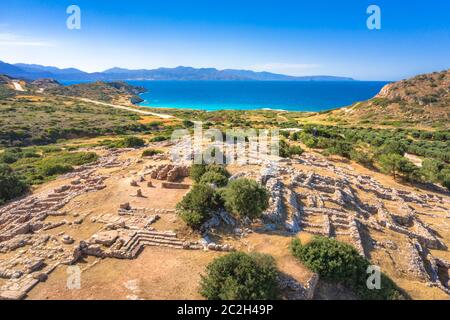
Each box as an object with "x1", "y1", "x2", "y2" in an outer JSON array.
[
  {"x1": 279, "y1": 139, "x2": 304, "y2": 158},
  {"x1": 0, "y1": 164, "x2": 29, "y2": 205},
  {"x1": 142, "y1": 149, "x2": 163, "y2": 157},
  {"x1": 101, "y1": 136, "x2": 146, "y2": 148},
  {"x1": 189, "y1": 164, "x2": 230, "y2": 183},
  {"x1": 149, "y1": 135, "x2": 170, "y2": 142},
  {"x1": 0, "y1": 95, "x2": 154, "y2": 148},
  {"x1": 199, "y1": 171, "x2": 229, "y2": 187},
  {"x1": 222, "y1": 178, "x2": 269, "y2": 219},
  {"x1": 176, "y1": 184, "x2": 222, "y2": 229},
  {"x1": 291, "y1": 237, "x2": 405, "y2": 300},
  {"x1": 200, "y1": 252, "x2": 280, "y2": 300},
  {"x1": 8, "y1": 150, "x2": 98, "y2": 185}
]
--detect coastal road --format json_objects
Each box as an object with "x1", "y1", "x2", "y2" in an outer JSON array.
[{"x1": 76, "y1": 97, "x2": 175, "y2": 119}]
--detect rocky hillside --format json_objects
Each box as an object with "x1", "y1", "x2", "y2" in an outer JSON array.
[
  {"x1": 46, "y1": 81, "x2": 147, "y2": 104},
  {"x1": 0, "y1": 75, "x2": 25, "y2": 98},
  {"x1": 0, "y1": 75, "x2": 61, "y2": 94},
  {"x1": 31, "y1": 78, "x2": 61, "y2": 90},
  {"x1": 327, "y1": 69, "x2": 450, "y2": 128},
  {"x1": 0, "y1": 74, "x2": 147, "y2": 105}
]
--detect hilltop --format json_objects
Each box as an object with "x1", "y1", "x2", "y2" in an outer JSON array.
[
  {"x1": 45, "y1": 81, "x2": 147, "y2": 104},
  {"x1": 0, "y1": 74, "x2": 146, "y2": 105},
  {"x1": 0, "y1": 76, "x2": 161, "y2": 147},
  {"x1": 318, "y1": 69, "x2": 450, "y2": 129}
]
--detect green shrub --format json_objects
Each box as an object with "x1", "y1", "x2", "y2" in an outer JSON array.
[
  {"x1": 378, "y1": 140, "x2": 407, "y2": 156},
  {"x1": 326, "y1": 141, "x2": 352, "y2": 158},
  {"x1": 420, "y1": 159, "x2": 444, "y2": 183},
  {"x1": 40, "y1": 146, "x2": 63, "y2": 153},
  {"x1": 289, "y1": 145, "x2": 304, "y2": 156},
  {"x1": 189, "y1": 164, "x2": 230, "y2": 183},
  {"x1": 378, "y1": 153, "x2": 418, "y2": 181},
  {"x1": 222, "y1": 178, "x2": 269, "y2": 219},
  {"x1": 31, "y1": 152, "x2": 97, "y2": 179},
  {"x1": 58, "y1": 152, "x2": 98, "y2": 165},
  {"x1": 350, "y1": 150, "x2": 374, "y2": 167},
  {"x1": 398, "y1": 159, "x2": 420, "y2": 181},
  {"x1": 199, "y1": 171, "x2": 229, "y2": 187},
  {"x1": 439, "y1": 168, "x2": 450, "y2": 191},
  {"x1": 279, "y1": 140, "x2": 304, "y2": 158},
  {"x1": 149, "y1": 135, "x2": 169, "y2": 142},
  {"x1": 182, "y1": 119, "x2": 194, "y2": 128},
  {"x1": 21, "y1": 151, "x2": 41, "y2": 158},
  {"x1": 0, "y1": 164, "x2": 29, "y2": 204},
  {"x1": 0, "y1": 152, "x2": 19, "y2": 164},
  {"x1": 119, "y1": 136, "x2": 145, "y2": 148},
  {"x1": 189, "y1": 164, "x2": 207, "y2": 183},
  {"x1": 0, "y1": 148, "x2": 42, "y2": 165},
  {"x1": 102, "y1": 136, "x2": 145, "y2": 148},
  {"x1": 303, "y1": 137, "x2": 318, "y2": 148},
  {"x1": 204, "y1": 164, "x2": 230, "y2": 178},
  {"x1": 378, "y1": 153, "x2": 401, "y2": 179},
  {"x1": 39, "y1": 163, "x2": 73, "y2": 176},
  {"x1": 278, "y1": 140, "x2": 290, "y2": 158},
  {"x1": 291, "y1": 132, "x2": 300, "y2": 141},
  {"x1": 178, "y1": 210, "x2": 208, "y2": 229},
  {"x1": 200, "y1": 252, "x2": 280, "y2": 300},
  {"x1": 176, "y1": 184, "x2": 221, "y2": 229},
  {"x1": 142, "y1": 149, "x2": 163, "y2": 157},
  {"x1": 291, "y1": 237, "x2": 405, "y2": 300},
  {"x1": 291, "y1": 237, "x2": 366, "y2": 281}
]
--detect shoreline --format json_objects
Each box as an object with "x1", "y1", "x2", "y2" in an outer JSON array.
[
  {"x1": 137, "y1": 100, "x2": 325, "y2": 113},
  {"x1": 138, "y1": 103, "x2": 291, "y2": 112}
]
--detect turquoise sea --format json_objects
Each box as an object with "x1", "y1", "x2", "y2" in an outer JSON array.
[{"x1": 64, "y1": 80, "x2": 389, "y2": 112}]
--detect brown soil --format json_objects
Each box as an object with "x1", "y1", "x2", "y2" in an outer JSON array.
[{"x1": 27, "y1": 248, "x2": 220, "y2": 300}]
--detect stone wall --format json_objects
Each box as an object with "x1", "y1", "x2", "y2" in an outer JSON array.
[
  {"x1": 161, "y1": 182, "x2": 190, "y2": 189},
  {"x1": 262, "y1": 178, "x2": 285, "y2": 224}
]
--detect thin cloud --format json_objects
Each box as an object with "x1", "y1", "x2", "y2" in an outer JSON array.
[
  {"x1": 0, "y1": 41, "x2": 54, "y2": 47},
  {"x1": 0, "y1": 32, "x2": 54, "y2": 47},
  {"x1": 250, "y1": 62, "x2": 320, "y2": 72}
]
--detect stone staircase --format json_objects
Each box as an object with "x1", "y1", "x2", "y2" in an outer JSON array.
[
  {"x1": 121, "y1": 230, "x2": 187, "y2": 258},
  {"x1": 299, "y1": 206, "x2": 355, "y2": 237},
  {"x1": 300, "y1": 209, "x2": 327, "y2": 235},
  {"x1": 330, "y1": 214, "x2": 351, "y2": 236}
]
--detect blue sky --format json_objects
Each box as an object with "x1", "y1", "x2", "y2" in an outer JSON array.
[{"x1": 0, "y1": 0, "x2": 449, "y2": 80}]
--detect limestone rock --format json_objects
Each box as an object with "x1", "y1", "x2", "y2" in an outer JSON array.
[
  {"x1": 120, "y1": 202, "x2": 131, "y2": 210},
  {"x1": 91, "y1": 230, "x2": 119, "y2": 247},
  {"x1": 61, "y1": 235, "x2": 75, "y2": 245}
]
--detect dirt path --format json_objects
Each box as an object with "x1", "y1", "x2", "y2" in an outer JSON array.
[{"x1": 77, "y1": 97, "x2": 175, "y2": 119}]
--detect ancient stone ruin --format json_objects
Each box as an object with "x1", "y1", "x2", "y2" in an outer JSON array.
[{"x1": 253, "y1": 153, "x2": 449, "y2": 296}]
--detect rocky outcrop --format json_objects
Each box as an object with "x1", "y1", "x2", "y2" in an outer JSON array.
[
  {"x1": 262, "y1": 178, "x2": 285, "y2": 224},
  {"x1": 278, "y1": 273, "x2": 319, "y2": 300},
  {"x1": 146, "y1": 164, "x2": 189, "y2": 182}
]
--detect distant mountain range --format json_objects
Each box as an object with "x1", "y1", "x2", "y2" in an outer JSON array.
[{"x1": 0, "y1": 60, "x2": 355, "y2": 81}]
